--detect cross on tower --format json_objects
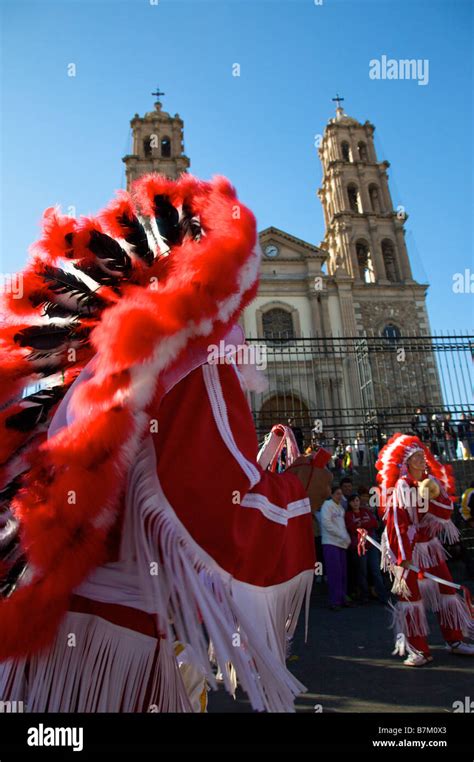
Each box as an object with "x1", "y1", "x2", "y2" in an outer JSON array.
[
  {"x1": 152, "y1": 87, "x2": 165, "y2": 100},
  {"x1": 332, "y1": 93, "x2": 344, "y2": 110}
]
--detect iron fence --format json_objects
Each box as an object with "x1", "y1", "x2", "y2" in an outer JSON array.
[{"x1": 246, "y1": 331, "x2": 474, "y2": 484}]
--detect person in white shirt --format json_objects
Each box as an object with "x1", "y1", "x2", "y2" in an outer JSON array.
[{"x1": 320, "y1": 486, "x2": 351, "y2": 610}]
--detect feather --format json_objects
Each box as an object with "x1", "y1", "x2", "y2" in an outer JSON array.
[
  {"x1": 99, "y1": 190, "x2": 154, "y2": 266},
  {"x1": 0, "y1": 474, "x2": 24, "y2": 503},
  {"x1": 153, "y1": 194, "x2": 181, "y2": 244},
  {"x1": 31, "y1": 207, "x2": 76, "y2": 262},
  {"x1": 13, "y1": 324, "x2": 75, "y2": 352},
  {"x1": 40, "y1": 300, "x2": 78, "y2": 319},
  {"x1": 5, "y1": 387, "x2": 64, "y2": 432},
  {"x1": 0, "y1": 552, "x2": 28, "y2": 598},
  {"x1": 87, "y1": 230, "x2": 132, "y2": 276},
  {"x1": 117, "y1": 213, "x2": 154, "y2": 265},
  {"x1": 41, "y1": 264, "x2": 104, "y2": 314},
  {"x1": 180, "y1": 203, "x2": 202, "y2": 241}
]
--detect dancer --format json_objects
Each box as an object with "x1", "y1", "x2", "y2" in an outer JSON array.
[
  {"x1": 0, "y1": 172, "x2": 333, "y2": 711},
  {"x1": 376, "y1": 433, "x2": 474, "y2": 666}
]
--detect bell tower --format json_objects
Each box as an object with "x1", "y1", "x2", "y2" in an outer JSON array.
[
  {"x1": 317, "y1": 96, "x2": 414, "y2": 286},
  {"x1": 123, "y1": 89, "x2": 190, "y2": 188},
  {"x1": 317, "y1": 98, "x2": 433, "y2": 341}
]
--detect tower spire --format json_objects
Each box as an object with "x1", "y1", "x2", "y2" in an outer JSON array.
[
  {"x1": 332, "y1": 93, "x2": 346, "y2": 120},
  {"x1": 151, "y1": 86, "x2": 166, "y2": 102}
]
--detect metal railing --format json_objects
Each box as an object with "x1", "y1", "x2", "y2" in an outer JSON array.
[{"x1": 246, "y1": 331, "x2": 474, "y2": 482}]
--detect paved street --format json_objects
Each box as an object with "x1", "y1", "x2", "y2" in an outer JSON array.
[{"x1": 208, "y1": 562, "x2": 474, "y2": 713}]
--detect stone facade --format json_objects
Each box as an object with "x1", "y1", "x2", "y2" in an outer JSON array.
[
  {"x1": 123, "y1": 100, "x2": 190, "y2": 187},
  {"x1": 123, "y1": 101, "x2": 443, "y2": 438}
]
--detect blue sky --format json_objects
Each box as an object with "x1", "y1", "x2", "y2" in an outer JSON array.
[{"x1": 1, "y1": 0, "x2": 472, "y2": 332}]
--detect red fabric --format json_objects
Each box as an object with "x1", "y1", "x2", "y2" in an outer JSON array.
[
  {"x1": 400, "y1": 564, "x2": 463, "y2": 654},
  {"x1": 385, "y1": 495, "x2": 413, "y2": 565},
  {"x1": 151, "y1": 362, "x2": 315, "y2": 587},
  {"x1": 386, "y1": 473, "x2": 463, "y2": 652},
  {"x1": 386, "y1": 474, "x2": 455, "y2": 565},
  {"x1": 69, "y1": 594, "x2": 160, "y2": 638},
  {"x1": 345, "y1": 508, "x2": 377, "y2": 550}
]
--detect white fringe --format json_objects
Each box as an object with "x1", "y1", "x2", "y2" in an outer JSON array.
[
  {"x1": 421, "y1": 513, "x2": 460, "y2": 544},
  {"x1": 380, "y1": 530, "x2": 393, "y2": 573},
  {"x1": 413, "y1": 537, "x2": 447, "y2": 569},
  {"x1": 392, "y1": 632, "x2": 425, "y2": 658},
  {"x1": 389, "y1": 599, "x2": 429, "y2": 639},
  {"x1": 418, "y1": 577, "x2": 442, "y2": 612},
  {"x1": 128, "y1": 435, "x2": 312, "y2": 712},
  {"x1": 390, "y1": 566, "x2": 412, "y2": 599},
  {"x1": 438, "y1": 593, "x2": 474, "y2": 639},
  {"x1": 0, "y1": 612, "x2": 190, "y2": 712}
]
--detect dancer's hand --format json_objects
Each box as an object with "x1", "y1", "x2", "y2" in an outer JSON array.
[{"x1": 418, "y1": 477, "x2": 440, "y2": 500}]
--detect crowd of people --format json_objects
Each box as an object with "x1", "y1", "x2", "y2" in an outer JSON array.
[
  {"x1": 284, "y1": 417, "x2": 474, "y2": 615},
  {"x1": 285, "y1": 409, "x2": 474, "y2": 482},
  {"x1": 410, "y1": 408, "x2": 474, "y2": 461},
  {"x1": 313, "y1": 476, "x2": 389, "y2": 610},
  {"x1": 311, "y1": 472, "x2": 474, "y2": 615}
]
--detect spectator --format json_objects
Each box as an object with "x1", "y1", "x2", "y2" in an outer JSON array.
[
  {"x1": 333, "y1": 440, "x2": 345, "y2": 474},
  {"x1": 458, "y1": 413, "x2": 472, "y2": 461},
  {"x1": 411, "y1": 407, "x2": 431, "y2": 444},
  {"x1": 347, "y1": 492, "x2": 389, "y2": 605},
  {"x1": 461, "y1": 481, "x2": 474, "y2": 522},
  {"x1": 430, "y1": 414, "x2": 443, "y2": 458},
  {"x1": 460, "y1": 515, "x2": 474, "y2": 579},
  {"x1": 468, "y1": 411, "x2": 474, "y2": 458},
  {"x1": 313, "y1": 507, "x2": 323, "y2": 585},
  {"x1": 442, "y1": 413, "x2": 457, "y2": 461},
  {"x1": 342, "y1": 446, "x2": 353, "y2": 474},
  {"x1": 359, "y1": 486, "x2": 383, "y2": 540},
  {"x1": 288, "y1": 418, "x2": 304, "y2": 453},
  {"x1": 354, "y1": 433, "x2": 366, "y2": 467},
  {"x1": 369, "y1": 438, "x2": 379, "y2": 461},
  {"x1": 311, "y1": 419, "x2": 323, "y2": 448},
  {"x1": 320, "y1": 486, "x2": 351, "y2": 611},
  {"x1": 339, "y1": 476, "x2": 353, "y2": 510}
]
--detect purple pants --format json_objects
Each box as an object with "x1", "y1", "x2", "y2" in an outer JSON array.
[{"x1": 323, "y1": 544, "x2": 347, "y2": 606}]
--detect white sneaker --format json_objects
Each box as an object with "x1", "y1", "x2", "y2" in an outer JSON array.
[
  {"x1": 447, "y1": 641, "x2": 474, "y2": 655},
  {"x1": 403, "y1": 652, "x2": 431, "y2": 667}
]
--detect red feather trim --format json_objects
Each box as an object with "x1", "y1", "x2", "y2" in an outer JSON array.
[
  {"x1": 29, "y1": 207, "x2": 76, "y2": 263},
  {"x1": 0, "y1": 173, "x2": 259, "y2": 659},
  {"x1": 376, "y1": 432, "x2": 456, "y2": 516}
]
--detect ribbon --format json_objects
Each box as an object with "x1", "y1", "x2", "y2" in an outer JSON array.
[{"x1": 357, "y1": 528, "x2": 474, "y2": 618}]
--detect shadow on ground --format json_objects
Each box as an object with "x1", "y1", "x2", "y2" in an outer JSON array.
[{"x1": 208, "y1": 563, "x2": 474, "y2": 713}]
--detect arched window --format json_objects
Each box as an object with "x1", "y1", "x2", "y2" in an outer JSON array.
[
  {"x1": 358, "y1": 141, "x2": 368, "y2": 161},
  {"x1": 161, "y1": 136, "x2": 171, "y2": 158},
  {"x1": 347, "y1": 184, "x2": 361, "y2": 213},
  {"x1": 341, "y1": 141, "x2": 351, "y2": 162},
  {"x1": 356, "y1": 241, "x2": 374, "y2": 283},
  {"x1": 368, "y1": 184, "x2": 381, "y2": 213},
  {"x1": 143, "y1": 137, "x2": 153, "y2": 158},
  {"x1": 382, "y1": 324, "x2": 401, "y2": 342},
  {"x1": 262, "y1": 308, "x2": 295, "y2": 344},
  {"x1": 381, "y1": 239, "x2": 399, "y2": 282}
]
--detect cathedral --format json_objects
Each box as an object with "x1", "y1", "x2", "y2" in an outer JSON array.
[{"x1": 123, "y1": 96, "x2": 442, "y2": 444}]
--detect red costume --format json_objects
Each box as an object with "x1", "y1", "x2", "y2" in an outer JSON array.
[
  {"x1": 0, "y1": 173, "x2": 318, "y2": 711},
  {"x1": 376, "y1": 434, "x2": 473, "y2": 662}
]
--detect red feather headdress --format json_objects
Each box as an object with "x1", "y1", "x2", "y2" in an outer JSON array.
[
  {"x1": 0, "y1": 173, "x2": 260, "y2": 658},
  {"x1": 375, "y1": 432, "x2": 456, "y2": 516}
]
